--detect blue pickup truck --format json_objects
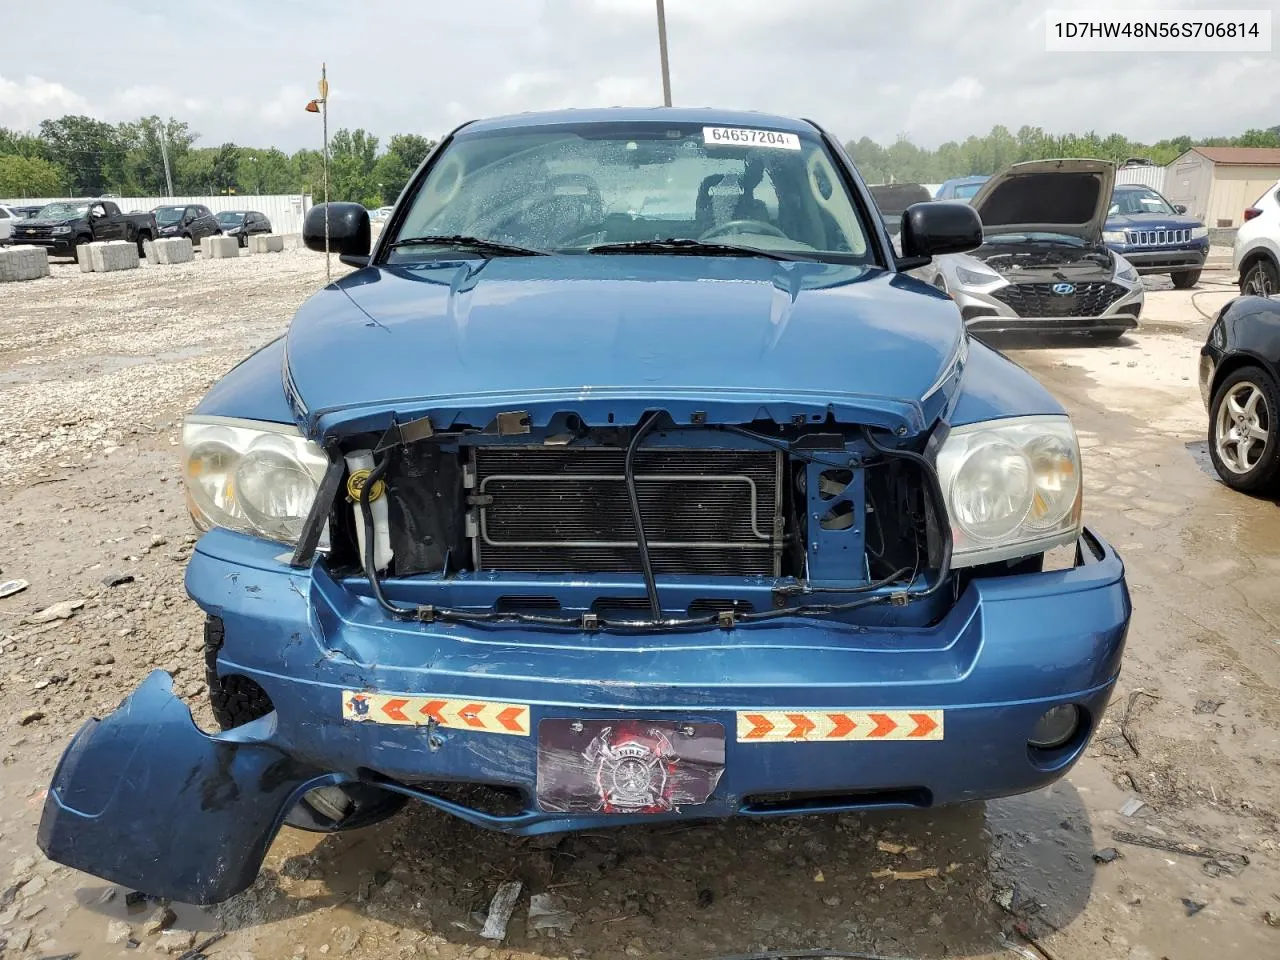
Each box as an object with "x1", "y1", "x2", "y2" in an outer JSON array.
[
  {"x1": 1102, "y1": 183, "x2": 1209, "y2": 288},
  {"x1": 37, "y1": 107, "x2": 1132, "y2": 905}
]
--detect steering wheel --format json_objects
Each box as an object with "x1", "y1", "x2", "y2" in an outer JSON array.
[{"x1": 698, "y1": 219, "x2": 788, "y2": 242}]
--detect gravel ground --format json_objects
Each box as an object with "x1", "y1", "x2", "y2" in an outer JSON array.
[{"x1": 0, "y1": 259, "x2": 1278, "y2": 960}]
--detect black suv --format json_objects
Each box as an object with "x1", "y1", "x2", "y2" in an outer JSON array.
[
  {"x1": 152, "y1": 204, "x2": 222, "y2": 245},
  {"x1": 215, "y1": 210, "x2": 273, "y2": 247}
]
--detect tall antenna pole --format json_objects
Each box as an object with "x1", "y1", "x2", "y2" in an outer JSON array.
[
  {"x1": 655, "y1": 0, "x2": 672, "y2": 107},
  {"x1": 320, "y1": 63, "x2": 330, "y2": 283}
]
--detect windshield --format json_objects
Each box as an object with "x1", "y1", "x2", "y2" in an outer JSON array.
[
  {"x1": 154, "y1": 206, "x2": 185, "y2": 225},
  {"x1": 953, "y1": 182, "x2": 984, "y2": 200},
  {"x1": 1110, "y1": 188, "x2": 1176, "y2": 216},
  {"x1": 386, "y1": 122, "x2": 873, "y2": 263},
  {"x1": 37, "y1": 202, "x2": 90, "y2": 220},
  {"x1": 216, "y1": 211, "x2": 244, "y2": 224}
]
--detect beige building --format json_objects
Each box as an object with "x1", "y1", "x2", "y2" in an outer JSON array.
[{"x1": 1162, "y1": 147, "x2": 1280, "y2": 229}]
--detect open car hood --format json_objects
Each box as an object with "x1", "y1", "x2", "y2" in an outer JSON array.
[{"x1": 972, "y1": 159, "x2": 1116, "y2": 243}]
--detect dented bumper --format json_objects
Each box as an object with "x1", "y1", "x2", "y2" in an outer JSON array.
[{"x1": 40, "y1": 527, "x2": 1130, "y2": 903}]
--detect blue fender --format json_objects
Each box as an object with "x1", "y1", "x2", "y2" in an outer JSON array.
[{"x1": 37, "y1": 671, "x2": 331, "y2": 905}]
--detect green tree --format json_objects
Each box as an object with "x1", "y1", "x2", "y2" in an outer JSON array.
[
  {"x1": 237, "y1": 148, "x2": 292, "y2": 195},
  {"x1": 0, "y1": 155, "x2": 63, "y2": 196},
  {"x1": 209, "y1": 142, "x2": 241, "y2": 194},
  {"x1": 119, "y1": 116, "x2": 197, "y2": 195},
  {"x1": 328, "y1": 128, "x2": 380, "y2": 205},
  {"x1": 0, "y1": 128, "x2": 48, "y2": 160},
  {"x1": 38, "y1": 115, "x2": 127, "y2": 195},
  {"x1": 373, "y1": 133, "x2": 435, "y2": 204}
]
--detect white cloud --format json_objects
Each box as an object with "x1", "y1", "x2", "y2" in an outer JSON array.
[{"x1": 0, "y1": 0, "x2": 1274, "y2": 151}]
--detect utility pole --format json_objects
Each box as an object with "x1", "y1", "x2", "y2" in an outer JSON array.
[
  {"x1": 655, "y1": 0, "x2": 672, "y2": 107},
  {"x1": 321, "y1": 63, "x2": 330, "y2": 282},
  {"x1": 158, "y1": 127, "x2": 174, "y2": 197}
]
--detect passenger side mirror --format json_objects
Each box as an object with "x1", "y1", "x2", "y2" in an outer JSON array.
[
  {"x1": 1175, "y1": 204, "x2": 1187, "y2": 214},
  {"x1": 304, "y1": 202, "x2": 371, "y2": 267},
  {"x1": 895, "y1": 201, "x2": 983, "y2": 270}
]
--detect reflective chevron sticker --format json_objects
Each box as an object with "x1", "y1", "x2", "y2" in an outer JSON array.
[
  {"x1": 735, "y1": 710, "x2": 943, "y2": 743},
  {"x1": 342, "y1": 691, "x2": 530, "y2": 736}
]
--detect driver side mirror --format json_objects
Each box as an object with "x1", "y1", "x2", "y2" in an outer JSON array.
[
  {"x1": 304, "y1": 202, "x2": 371, "y2": 267},
  {"x1": 896, "y1": 201, "x2": 982, "y2": 270},
  {"x1": 1175, "y1": 204, "x2": 1187, "y2": 214}
]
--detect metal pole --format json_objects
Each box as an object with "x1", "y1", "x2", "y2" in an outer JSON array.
[
  {"x1": 159, "y1": 128, "x2": 174, "y2": 197},
  {"x1": 655, "y1": 0, "x2": 672, "y2": 107},
  {"x1": 321, "y1": 63, "x2": 330, "y2": 283}
]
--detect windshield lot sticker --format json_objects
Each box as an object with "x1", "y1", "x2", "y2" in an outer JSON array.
[
  {"x1": 343, "y1": 691, "x2": 530, "y2": 736},
  {"x1": 703, "y1": 126, "x2": 801, "y2": 150},
  {"x1": 736, "y1": 709, "x2": 943, "y2": 742}
]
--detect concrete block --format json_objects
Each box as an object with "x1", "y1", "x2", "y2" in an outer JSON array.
[
  {"x1": 87, "y1": 240, "x2": 139, "y2": 273},
  {"x1": 248, "y1": 233, "x2": 285, "y2": 254},
  {"x1": 78, "y1": 247, "x2": 96, "y2": 272},
  {"x1": 204, "y1": 236, "x2": 240, "y2": 259},
  {"x1": 152, "y1": 237, "x2": 193, "y2": 265},
  {"x1": 280, "y1": 233, "x2": 302, "y2": 250},
  {"x1": 0, "y1": 244, "x2": 51, "y2": 282},
  {"x1": 142, "y1": 239, "x2": 159, "y2": 265}
]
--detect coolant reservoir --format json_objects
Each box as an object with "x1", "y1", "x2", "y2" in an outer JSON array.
[{"x1": 345, "y1": 449, "x2": 393, "y2": 572}]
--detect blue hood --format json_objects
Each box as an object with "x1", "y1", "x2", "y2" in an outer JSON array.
[
  {"x1": 1105, "y1": 213, "x2": 1203, "y2": 232},
  {"x1": 284, "y1": 256, "x2": 967, "y2": 438}
]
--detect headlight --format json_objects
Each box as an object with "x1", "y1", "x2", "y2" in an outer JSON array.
[
  {"x1": 1102, "y1": 230, "x2": 1127, "y2": 245},
  {"x1": 182, "y1": 417, "x2": 328, "y2": 545},
  {"x1": 954, "y1": 264, "x2": 1003, "y2": 287},
  {"x1": 936, "y1": 416, "x2": 1082, "y2": 567},
  {"x1": 1190, "y1": 226, "x2": 1208, "y2": 240},
  {"x1": 1115, "y1": 258, "x2": 1138, "y2": 282},
  {"x1": 51, "y1": 226, "x2": 71, "y2": 235}
]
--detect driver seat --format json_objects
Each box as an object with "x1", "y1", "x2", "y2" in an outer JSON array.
[{"x1": 694, "y1": 173, "x2": 771, "y2": 233}]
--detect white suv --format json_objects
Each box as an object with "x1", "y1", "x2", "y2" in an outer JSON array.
[{"x1": 1234, "y1": 178, "x2": 1280, "y2": 295}]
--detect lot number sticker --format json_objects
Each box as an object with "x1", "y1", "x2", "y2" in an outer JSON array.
[{"x1": 703, "y1": 127, "x2": 801, "y2": 150}]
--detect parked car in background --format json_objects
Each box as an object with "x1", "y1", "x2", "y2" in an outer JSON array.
[
  {"x1": 1232, "y1": 178, "x2": 1280, "y2": 296},
  {"x1": 0, "y1": 204, "x2": 18, "y2": 244},
  {"x1": 38, "y1": 107, "x2": 1131, "y2": 904},
  {"x1": 215, "y1": 210, "x2": 273, "y2": 247},
  {"x1": 867, "y1": 182, "x2": 933, "y2": 251},
  {"x1": 1101, "y1": 184, "x2": 1209, "y2": 289},
  {"x1": 10, "y1": 205, "x2": 44, "y2": 219},
  {"x1": 1199, "y1": 294, "x2": 1280, "y2": 493},
  {"x1": 14, "y1": 200, "x2": 156, "y2": 258},
  {"x1": 152, "y1": 204, "x2": 221, "y2": 245},
  {"x1": 920, "y1": 159, "x2": 1143, "y2": 339},
  {"x1": 934, "y1": 175, "x2": 989, "y2": 202}
]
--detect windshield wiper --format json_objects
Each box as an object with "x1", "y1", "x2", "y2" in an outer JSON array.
[
  {"x1": 387, "y1": 234, "x2": 547, "y2": 256},
  {"x1": 587, "y1": 238, "x2": 804, "y2": 261}
]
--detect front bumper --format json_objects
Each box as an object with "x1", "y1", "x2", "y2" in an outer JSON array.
[
  {"x1": 15, "y1": 236, "x2": 73, "y2": 255},
  {"x1": 1109, "y1": 243, "x2": 1208, "y2": 274},
  {"x1": 40, "y1": 528, "x2": 1130, "y2": 903}
]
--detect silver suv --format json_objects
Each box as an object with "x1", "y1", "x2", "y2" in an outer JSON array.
[{"x1": 1234, "y1": 178, "x2": 1280, "y2": 296}]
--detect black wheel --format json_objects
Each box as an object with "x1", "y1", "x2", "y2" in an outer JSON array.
[
  {"x1": 1240, "y1": 257, "x2": 1279, "y2": 297},
  {"x1": 136, "y1": 233, "x2": 151, "y2": 257},
  {"x1": 72, "y1": 235, "x2": 90, "y2": 262},
  {"x1": 202, "y1": 615, "x2": 406, "y2": 831},
  {"x1": 238, "y1": 233, "x2": 247, "y2": 248},
  {"x1": 1171, "y1": 269, "x2": 1201, "y2": 290},
  {"x1": 1207, "y1": 365, "x2": 1280, "y2": 494}
]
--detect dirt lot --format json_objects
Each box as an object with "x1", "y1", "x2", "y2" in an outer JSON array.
[{"x1": 1, "y1": 252, "x2": 1278, "y2": 960}]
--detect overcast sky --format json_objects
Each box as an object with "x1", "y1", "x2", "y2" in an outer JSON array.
[{"x1": 2, "y1": 0, "x2": 1276, "y2": 151}]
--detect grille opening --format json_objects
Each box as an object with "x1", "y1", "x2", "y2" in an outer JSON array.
[
  {"x1": 992, "y1": 281, "x2": 1125, "y2": 318},
  {"x1": 688, "y1": 598, "x2": 757, "y2": 616},
  {"x1": 742, "y1": 787, "x2": 932, "y2": 813},
  {"x1": 494, "y1": 596, "x2": 562, "y2": 613},
  {"x1": 591, "y1": 596, "x2": 652, "y2": 616}
]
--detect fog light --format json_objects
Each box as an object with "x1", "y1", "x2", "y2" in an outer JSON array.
[{"x1": 1028, "y1": 704, "x2": 1079, "y2": 749}]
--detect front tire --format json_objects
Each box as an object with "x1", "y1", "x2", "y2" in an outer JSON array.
[
  {"x1": 1240, "y1": 258, "x2": 1279, "y2": 297},
  {"x1": 1208, "y1": 366, "x2": 1280, "y2": 494},
  {"x1": 1171, "y1": 269, "x2": 1201, "y2": 290},
  {"x1": 202, "y1": 616, "x2": 407, "y2": 831}
]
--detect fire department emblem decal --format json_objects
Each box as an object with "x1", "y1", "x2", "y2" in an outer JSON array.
[{"x1": 583, "y1": 723, "x2": 677, "y2": 812}]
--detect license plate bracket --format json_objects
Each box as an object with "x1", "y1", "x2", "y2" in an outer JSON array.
[{"x1": 536, "y1": 719, "x2": 725, "y2": 814}]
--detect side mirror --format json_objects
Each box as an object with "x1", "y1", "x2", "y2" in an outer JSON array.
[
  {"x1": 896, "y1": 201, "x2": 983, "y2": 270},
  {"x1": 1175, "y1": 204, "x2": 1187, "y2": 214},
  {"x1": 304, "y1": 202, "x2": 371, "y2": 266}
]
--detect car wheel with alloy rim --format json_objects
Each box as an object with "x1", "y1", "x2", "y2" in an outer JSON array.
[
  {"x1": 1208, "y1": 366, "x2": 1280, "y2": 493},
  {"x1": 1240, "y1": 258, "x2": 1279, "y2": 297}
]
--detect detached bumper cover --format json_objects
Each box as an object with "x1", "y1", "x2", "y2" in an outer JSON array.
[
  {"x1": 40, "y1": 528, "x2": 1130, "y2": 903},
  {"x1": 965, "y1": 313, "x2": 1139, "y2": 335},
  {"x1": 1108, "y1": 243, "x2": 1208, "y2": 273}
]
